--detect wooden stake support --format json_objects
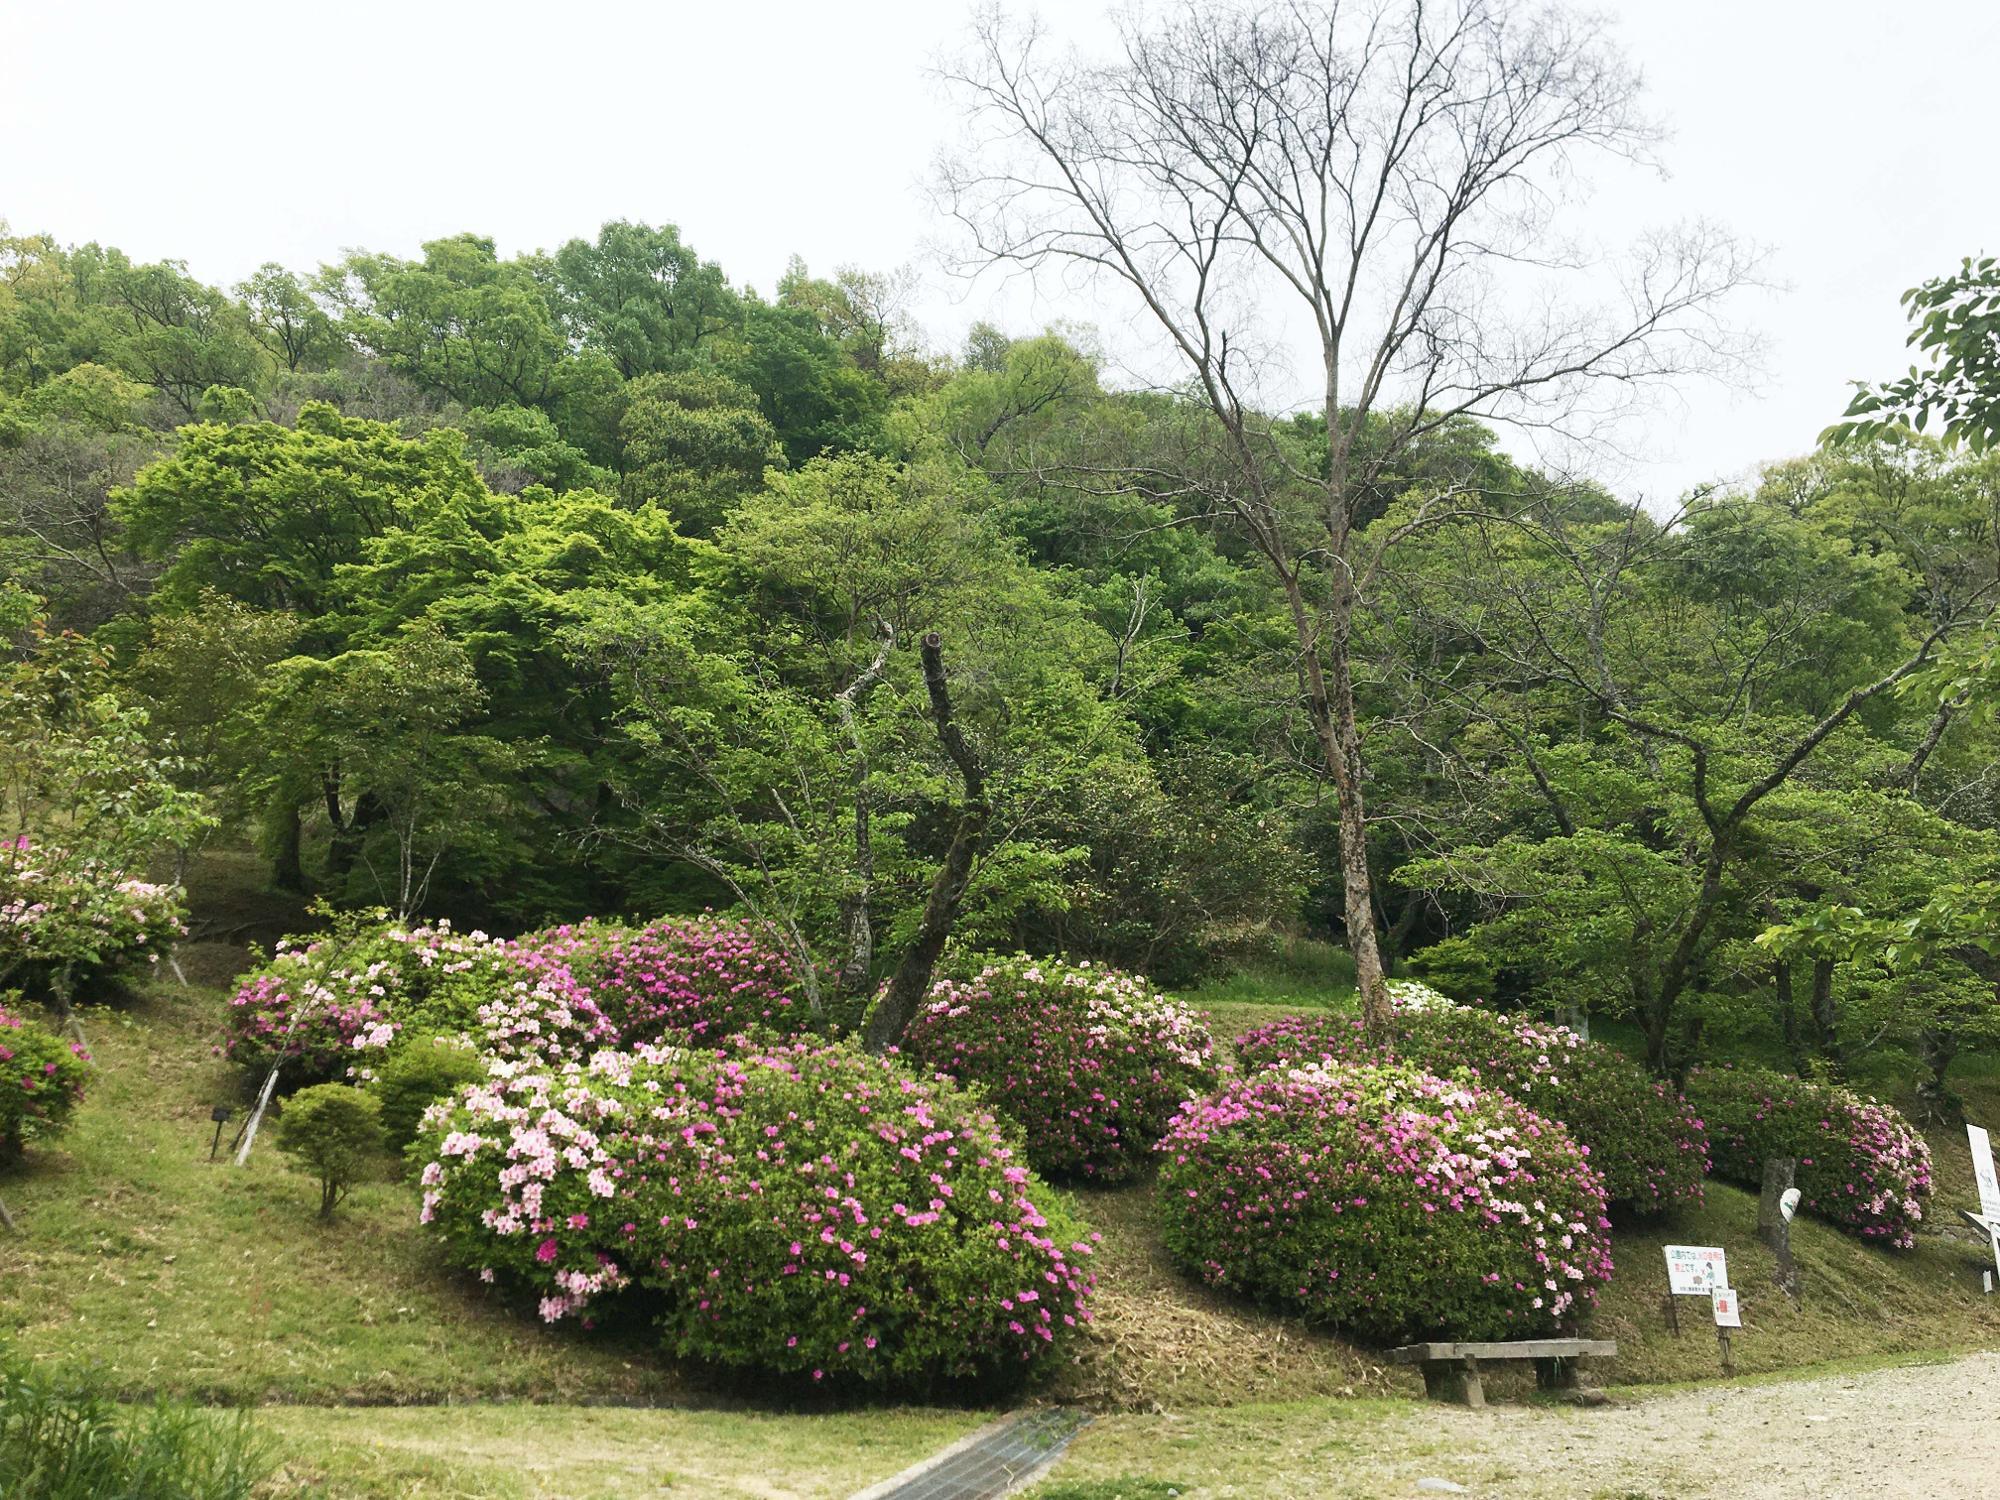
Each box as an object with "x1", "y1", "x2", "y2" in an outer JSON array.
[
  {"x1": 1717, "y1": 1327, "x2": 1734, "y2": 1377},
  {"x1": 1663, "y1": 1292, "x2": 1681, "y2": 1336}
]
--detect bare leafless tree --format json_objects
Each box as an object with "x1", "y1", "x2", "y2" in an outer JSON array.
[{"x1": 938, "y1": 0, "x2": 1754, "y2": 1029}]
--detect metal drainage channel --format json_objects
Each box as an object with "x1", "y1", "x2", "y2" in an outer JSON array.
[{"x1": 853, "y1": 1408, "x2": 1091, "y2": 1500}]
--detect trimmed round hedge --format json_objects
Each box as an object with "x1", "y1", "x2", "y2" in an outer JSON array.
[
  {"x1": 1236, "y1": 1006, "x2": 1708, "y2": 1212},
  {"x1": 416, "y1": 1041, "x2": 1096, "y2": 1388},
  {"x1": 1156, "y1": 1060, "x2": 1612, "y2": 1345},
  {"x1": 0, "y1": 999, "x2": 90, "y2": 1160},
  {"x1": 901, "y1": 955, "x2": 1217, "y2": 1181},
  {"x1": 1686, "y1": 1065, "x2": 1932, "y2": 1249}
]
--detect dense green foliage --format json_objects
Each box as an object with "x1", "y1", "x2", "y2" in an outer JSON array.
[
  {"x1": 1156, "y1": 1061, "x2": 1613, "y2": 1345},
  {"x1": 6, "y1": 197, "x2": 2000, "y2": 1096},
  {"x1": 369, "y1": 1034, "x2": 487, "y2": 1155}
]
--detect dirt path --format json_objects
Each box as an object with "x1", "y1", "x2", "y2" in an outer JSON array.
[
  {"x1": 1345, "y1": 1351, "x2": 2000, "y2": 1498},
  {"x1": 1056, "y1": 1351, "x2": 2000, "y2": 1498}
]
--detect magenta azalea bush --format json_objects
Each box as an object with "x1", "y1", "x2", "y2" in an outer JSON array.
[
  {"x1": 901, "y1": 955, "x2": 1217, "y2": 1181},
  {"x1": 0, "y1": 998, "x2": 90, "y2": 1160},
  {"x1": 0, "y1": 839, "x2": 185, "y2": 988},
  {"x1": 553, "y1": 916, "x2": 807, "y2": 1046},
  {"x1": 1157, "y1": 1060, "x2": 1613, "y2": 1345},
  {"x1": 1236, "y1": 1006, "x2": 1708, "y2": 1212},
  {"x1": 416, "y1": 1041, "x2": 1096, "y2": 1388},
  {"x1": 1685, "y1": 1065, "x2": 1932, "y2": 1249}
]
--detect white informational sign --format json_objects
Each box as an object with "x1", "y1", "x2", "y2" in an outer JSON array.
[
  {"x1": 1664, "y1": 1244, "x2": 1729, "y2": 1296},
  {"x1": 1779, "y1": 1187, "x2": 1801, "y2": 1223},
  {"x1": 1969, "y1": 1124, "x2": 2000, "y2": 1219},
  {"x1": 1711, "y1": 1285, "x2": 1742, "y2": 1328}
]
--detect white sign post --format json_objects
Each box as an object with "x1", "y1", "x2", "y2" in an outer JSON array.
[
  {"x1": 1664, "y1": 1245, "x2": 1729, "y2": 1295},
  {"x1": 1965, "y1": 1125, "x2": 2000, "y2": 1290},
  {"x1": 1969, "y1": 1125, "x2": 2000, "y2": 1218},
  {"x1": 1711, "y1": 1285, "x2": 1741, "y2": 1376},
  {"x1": 1711, "y1": 1285, "x2": 1741, "y2": 1327},
  {"x1": 1661, "y1": 1245, "x2": 1729, "y2": 1337}
]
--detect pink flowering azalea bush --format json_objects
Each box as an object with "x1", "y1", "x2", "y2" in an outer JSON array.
[
  {"x1": 222, "y1": 914, "x2": 517, "y2": 1082},
  {"x1": 415, "y1": 1041, "x2": 1096, "y2": 1388},
  {"x1": 1236, "y1": 1006, "x2": 1708, "y2": 1212},
  {"x1": 551, "y1": 916, "x2": 807, "y2": 1047},
  {"x1": 1685, "y1": 1065, "x2": 1932, "y2": 1249},
  {"x1": 0, "y1": 997, "x2": 90, "y2": 1161},
  {"x1": 0, "y1": 839, "x2": 185, "y2": 992},
  {"x1": 901, "y1": 955, "x2": 1217, "y2": 1182},
  {"x1": 1156, "y1": 1060, "x2": 1613, "y2": 1345}
]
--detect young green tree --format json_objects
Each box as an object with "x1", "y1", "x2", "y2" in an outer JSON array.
[{"x1": 274, "y1": 1084, "x2": 383, "y2": 1221}]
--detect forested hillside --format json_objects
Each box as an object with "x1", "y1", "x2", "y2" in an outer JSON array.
[{"x1": 4, "y1": 213, "x2": 1999, "y2": 1089}]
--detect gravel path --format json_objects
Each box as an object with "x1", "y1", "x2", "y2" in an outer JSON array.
[{"x1": 1371, "y1": 1351, "x2": 2000, "y2": 1498}]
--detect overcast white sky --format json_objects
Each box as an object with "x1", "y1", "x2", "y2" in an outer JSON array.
[{"x1": 2, "y1": 0, "x2": 1990, "y2": 503}]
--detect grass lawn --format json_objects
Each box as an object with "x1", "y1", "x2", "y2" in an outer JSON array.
[{"x1": 256, "y1": 1403, "x2": 983, "y2": 1499}]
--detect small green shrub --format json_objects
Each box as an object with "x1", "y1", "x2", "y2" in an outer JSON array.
[
  {"x1": 370, "y1": 1035, "x2": 487, "y2": 1154},
  {"x1": 0, "y1": 999, "x2": 90, "y2": 1162},
  {"x1": 1157, "y1": 1060, "x2": 1613, "y2": 1345},
  {"x1": 0, "y1": 1357, "x2": 270, "y2": 1500},
  {"x1": 274, "y1": 1083, "x2": 383, "y2": 1220},
  {"x1": 902, "y1": 955, "x2": 1217, "y2": 1181}
]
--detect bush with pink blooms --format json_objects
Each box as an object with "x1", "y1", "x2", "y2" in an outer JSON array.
[
  {"x1": 221, "y1": 914, "x2": 518, "y2": 1082},
  {"x1": 415, "y1": 1041, "x2": 1096, "y2": 1388},
  {"x1": 1236, "y1": 1006, "x2": 1708, "y2": 1212},
  {"x1": 0, "y1": 998, "x2": 90, "y2": 1161},
  {"x1": 0, "y1": 839, "x2": 186, "y2": 995},
  {"x1": 1156, "y1": 1060, "x2": 1613, "y2": 1345},
  {"x1": 550, "y1": 916, "x2": 807, "y2": 1047},
  {"x1": 1685, "y1": 1065, "x2": 1932, "y2": 1249},
  {"x1": 901, "y1": 955, "x2": 1217, "y2": 1181}
]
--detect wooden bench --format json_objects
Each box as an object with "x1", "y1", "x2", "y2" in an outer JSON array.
[{"x1": 1383, "y1": 1338, "x2": 1617, "y2": 1408}]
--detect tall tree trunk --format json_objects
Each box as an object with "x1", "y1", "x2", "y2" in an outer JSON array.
[
  {"x1": 1277, "y1": 566, "x2": 1389, "y2": 1033},
  {"x1": 833, "y1": 624, "x2": 893, "y2": 1003},
  {"x1": 1808, "y1": 957, "x2": 1839, "y2": 1071},
  {"x1": 1774, "y1": 958, "x2": 1804, "y2": 1071},
  {"x1": 270, "y1": 797, "x2": 305, "y2": 893},
  {"x1": 863, "y1": 634, "x2": 988, "y2": 1055}
]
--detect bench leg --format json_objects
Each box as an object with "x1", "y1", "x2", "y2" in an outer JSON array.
[
  {"x1": 1420, "y1": 1357, "x2": 1486, "y2": 1408},
  {"x1": 1535, "y1": 1355, "x2": 1579, "y2": 1391}
]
